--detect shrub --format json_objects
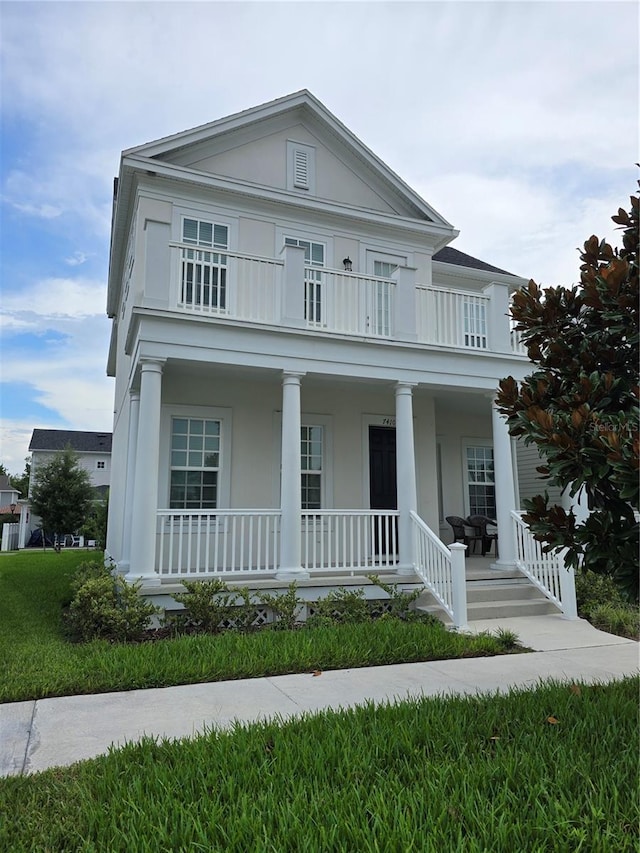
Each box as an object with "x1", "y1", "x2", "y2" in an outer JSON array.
[
  {"x1": 258, "y1": 583, "x2": 304, "y2": 630},
  {"x1": 307, "y1": 587, "x2": 371, "y2": 627},
  {"x1": 172, "y1": 579, "x2": 259, "y2": 633},
  {"x1": 66, "y1": 569, "x2": 158, "y2": 643},
  {"x1": 366, "y1": 574, "x2": 424, "y2": 620},
  {"x1": 588, "y1": 604, "x2": 639, "y2": 640}
]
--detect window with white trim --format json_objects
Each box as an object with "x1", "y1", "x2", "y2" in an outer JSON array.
[
  {"x1": 180, "y1": 218, "x2": 228, "y2": 313},
  {"x1": 284, "y1": 237, "x2": 325, "y2": 325},
  {"x1": 170, "y1": 417, "x2": 220, "y2": 509},
  {"x1": 465, "y1": 445, "x2": 495, "y2": 517},
  {"x1": 301, "y1": 425, "x2": 323, "y2": 510}
]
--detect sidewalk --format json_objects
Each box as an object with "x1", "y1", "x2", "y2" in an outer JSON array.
[{"x1": 2, "y1": 615, "x2": 637, "y2": 777}]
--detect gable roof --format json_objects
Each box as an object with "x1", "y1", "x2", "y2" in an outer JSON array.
[
  {"x1": 124, "y1": 90, "x2": 453, "y2": 227},
  {"x1": 433, "y1": 246, "x2": 513, "y2": 276},
  {"x1": 29, "y1": 430, "x2": 112, "y2": 454}
]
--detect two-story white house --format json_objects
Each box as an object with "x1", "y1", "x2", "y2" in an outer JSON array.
[
  {"x1": 105, "y1": 91, "x2": 576, "y2": 625},
  {"x1": 18, "y1": 429, "x2": 112, "y2": 548}
]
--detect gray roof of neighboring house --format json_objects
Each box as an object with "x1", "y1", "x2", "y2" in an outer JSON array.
[
  {"x1": 433, "y1": 246, "x2": 513, "y2": 276},
  {"x1": 29, "y1": 430, "x2": 112, "y2": 453}
]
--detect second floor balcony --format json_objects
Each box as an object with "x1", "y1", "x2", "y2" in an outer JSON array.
[{"x1": 167, "y1": 242, "x2": 527, "y2": 357}]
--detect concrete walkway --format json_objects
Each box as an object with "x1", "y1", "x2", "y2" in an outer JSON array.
[{"x1": 1, "y1": 615, "x2": 637, "y2": 778}]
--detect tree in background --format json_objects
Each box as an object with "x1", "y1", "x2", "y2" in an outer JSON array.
[
  {"x1": 497, "y1": 190, "x2": 639, "y2": 600},
  {"x1": 30, "y1": 447, "x2": 96, "y2": 548},
  {"x1": 0, "y1": 459, "x2": 31, "y2": 498}
]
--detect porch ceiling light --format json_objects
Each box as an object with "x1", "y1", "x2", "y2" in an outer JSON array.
[{"x1": 343, "y1": 257, "x2": 352, "y2": 272}]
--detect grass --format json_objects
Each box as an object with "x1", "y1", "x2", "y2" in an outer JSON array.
[
  {"x1": 0, "y1": 677, "x2": 637, "y2": 851},
  {"x1": 0, "y1": 551, "x2": 522, "y2": 703}
]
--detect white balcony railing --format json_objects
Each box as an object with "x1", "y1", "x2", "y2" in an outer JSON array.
[
  {"x1": 416, "y1": 286, "x2": 489, "y2": 349},
  {"x1": 304, "y1": 269, "x2": 394, "y2": 337},
  {"x1": 511, "y1": 511, "x2": 577, "y2": 618},
  {"x1": 157, "y1": 509, "x2": 281, "y2": 576},
  {"x1": 301, "y1": 510, "x2": 399, "y2": 573},
  {"x1": 170, "y1": 246, "x2": 525, "y2": 354}
]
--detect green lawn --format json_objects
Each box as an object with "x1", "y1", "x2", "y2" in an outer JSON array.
[
  {"x1": 0, "y1": 677, "x2": 637, "y2": 852},
  {"x1": 0, "y1": 551, "x2": 522, "y2": 703}
]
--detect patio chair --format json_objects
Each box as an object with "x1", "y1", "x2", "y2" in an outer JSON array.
[
  {"x1": 466, "y1": 515, "x2": 499, "y2": 557},
  {"x1": 445, "y1": 516, "x2": 484, "y2": 554}
]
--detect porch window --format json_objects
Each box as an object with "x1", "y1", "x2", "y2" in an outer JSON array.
[
  {"x1": 301, "y1": 425, "x2": 323, "y2": 510},
  {"x1": 180, "y1": 218, "x2": 228, "y2": 312},
  {"x1": 463, "y1": 299, "x2": 487, "y2": 348},
  {"x1": 170, "y1": 417, "x2": 220, "y2": 509},
  {"x1": 466, "y1": 445, "x2": 496, "y2": 517},
  {"x1": 284, "y1": 237, "x2": 325, "y2": 325}
]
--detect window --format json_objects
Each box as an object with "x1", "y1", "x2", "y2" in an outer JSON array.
[
  {"x1": 96, "y1": 461, "x2": 105, "y2": 469},
  {"x1": 284, "y1": 237, "x2": 325, "y2": 325},
  {"x1": 170, "y1": 417, "x2": 220, "y2": 509},
  {"x1": 180, "y1": 218, "x2": 228, "y2": 312},
  {"x1": 301, "y1": 425, "x2": 323, "y2": 510},
  {"x1": 463, "y1": 300, "x2": 487, "y2": 349},
  {"x1": 465, "y1": 445, "x2": 496, "y2": 517}
]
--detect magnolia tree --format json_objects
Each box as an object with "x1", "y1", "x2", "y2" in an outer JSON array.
[
  {"x1": 30, "y1": 448, "x2": 96, "y2": 547},
  {"x1": 496, "y1": 191, "x2": 639, "y2": 600}
]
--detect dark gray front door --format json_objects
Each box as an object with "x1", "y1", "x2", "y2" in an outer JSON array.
[{"x1": 369, "y1": 426, "x2": 397, "y2": 556}]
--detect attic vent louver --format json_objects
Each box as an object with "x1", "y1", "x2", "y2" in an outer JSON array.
[
  {"x1": 293, "y1": 149, "x2": 309, "y2": 189},
  {"x1": 287, "y1": 141, "x2": 315, "y2": 194}
]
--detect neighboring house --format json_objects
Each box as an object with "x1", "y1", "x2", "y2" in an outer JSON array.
[
  {"x1": 105, "y1": 90, "x2": 572, "y2": 620},
  {"x1": 18, "y1": 429, "x2": 112, "y2": 547},
  {"x1": 0, "y1": 474, "x2": 20, "y2": 514}
]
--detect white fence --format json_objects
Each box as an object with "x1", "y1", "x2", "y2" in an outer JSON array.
[
  {"x1": 305, "y1": 269, "x2": 394, "y2": 337},
  {"x1": 511, "y1": 511, "x2": 577, "y2": 618},
  {"x1": 157, "y1": 510, "x2": 281, "y2": 576},
  {"x1": 301, "y1": 510, "x2": 399, "y2": 573},
  {"x1": 411, "y1": 511, "x2": 467, "y2": 627},
  {"x1": 1, "y1": 522, "x2": 19, "y2": 552}
]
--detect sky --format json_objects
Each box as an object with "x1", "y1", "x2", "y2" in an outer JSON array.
[{"x1": 0, "y1": 0, "x2": 638, "y2": 476}]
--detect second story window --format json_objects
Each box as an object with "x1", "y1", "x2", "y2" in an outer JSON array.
[
  {"x1": 180, "y1": 218, "x2": 229, "y2": 313},
  {"x1": 96, "y1": 461, "x2": 105, "y2": 469},
  {"x1": 284, "y1": 237, "x2": 325, "y2": 325}
]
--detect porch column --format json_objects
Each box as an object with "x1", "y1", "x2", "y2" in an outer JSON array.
[
  {"x1": 395, "y1": 382, "x2": 418, "y2": 575},
  {"x1": 392, "y1": 266, "x2": 417, "y2": 342},
  {"x1": 118, "y1": 389, "x2": 140, "y2": 575},
  {"x1": 277, "y1": 372, "x2": 309, "y2": 578},
  {"x1": 491, "y1": 397, "x2": 517, "y2": 567},
  {"x1": 128, "y1": 359, "x2": 165, "y2": 582}
]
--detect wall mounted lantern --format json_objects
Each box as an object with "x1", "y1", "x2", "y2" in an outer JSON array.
[{"x1": 342, "y1": 257, "x2": 352, "y2": 272}]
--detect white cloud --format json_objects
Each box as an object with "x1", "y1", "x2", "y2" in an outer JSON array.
[
  {"x1": 1, "y1": 277, "x2": 107, "y2": 322},
  {"x1": 0, "y1": 421, "x2": 38, "y2": 478},
  {"x1": 65, "y1": 252, "x2": 90, "y2": 267},
  {"x1": 10, "y1": 201, "x2": 63, "y2": 219}
]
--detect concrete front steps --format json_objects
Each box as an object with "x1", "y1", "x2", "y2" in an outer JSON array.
[{"x1": 417, "y1": 565, "x2": 559, "y2": 625}]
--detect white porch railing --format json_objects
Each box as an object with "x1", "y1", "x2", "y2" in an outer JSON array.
[
  {"x1": 411, "y1": 511, "x2": 468, "y2": 628},
  {"x1": 416, "y1": 286, "x2": 489, "y2": 349},
  {"x1": 305, "y1": 269, "x2": 395, "y2": 337},
  {"x1": 157, "y1": 510, "x2": 281, "y2": 576},
  {"x1": 301, "y1": 510, "x2": 399, "y2": 573},
  {"x1": 510, "y1": 327, "x2": 528, "y2": 356},
  {"x1": 511, "y1": 511, "x2": 577, "y2": 618}
]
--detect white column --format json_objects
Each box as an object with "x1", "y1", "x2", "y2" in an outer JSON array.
[
  {"x1": 392, "y1": 266, "x2": 417, "y2": 342},
  {"x1": 129, "y1": 359, "x2": 165, "y2": 582},
  {"x1": 395, "y1": 382, "x2": 418, "y2": 575},
  {"x1": 483, "y1": 281, "x2": 511, "y2": 353},
  {"x1": 277, "y1": 372, "x2": 308, "y2": 578},
  {"x1": 491, "y1": 398, "x2": 517, "y2": 567},
  {"x1": 118, "y1": 389, "x2": 140, "y2": 575}
]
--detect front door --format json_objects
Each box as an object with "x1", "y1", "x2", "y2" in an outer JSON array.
[{"x1": 369, "y1": 426, "x2": 397, "y2": 557}]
